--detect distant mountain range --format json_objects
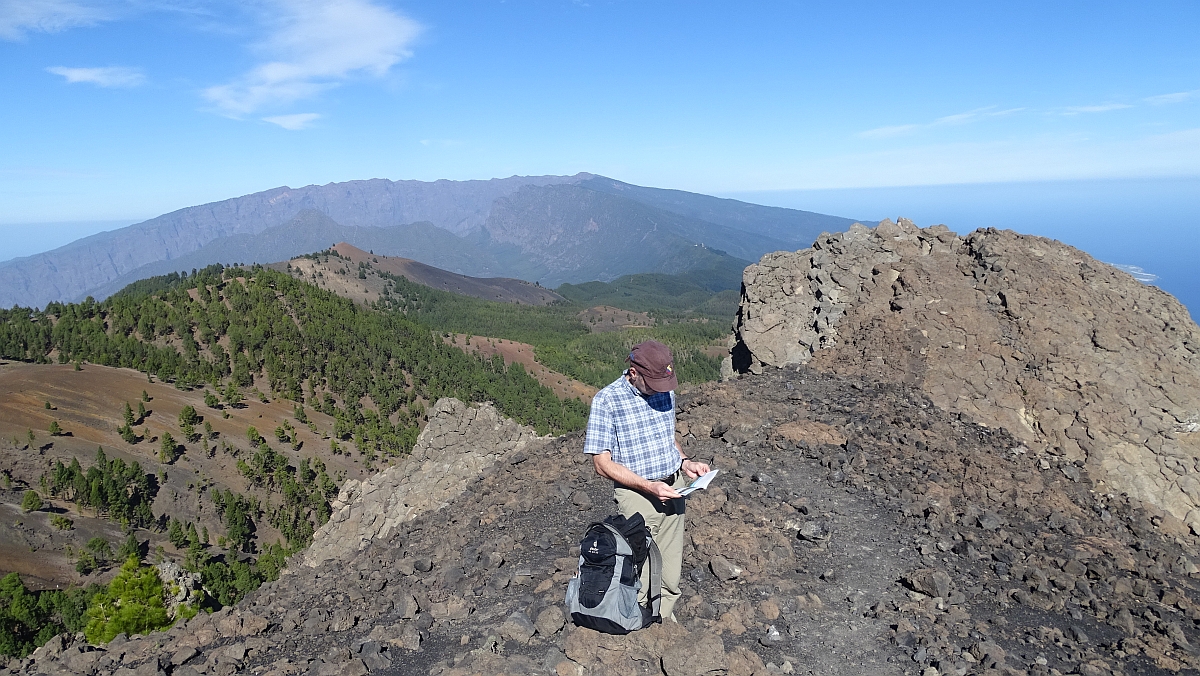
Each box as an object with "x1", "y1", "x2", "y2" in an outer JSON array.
[{"x1": 0, "y1": 173, "x2": 860, "y2": 308}]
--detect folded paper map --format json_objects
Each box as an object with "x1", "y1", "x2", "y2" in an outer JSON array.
[{"x1": 679, "y1": 469, "x2": 719, "y2": 496}]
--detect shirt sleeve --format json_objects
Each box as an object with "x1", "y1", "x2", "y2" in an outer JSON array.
[{"x1": 583, "y1": 392, "x2": 615, "y2": 456}]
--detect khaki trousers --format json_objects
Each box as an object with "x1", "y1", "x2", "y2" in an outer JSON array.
[{"x1": 613, "y1": 471, "x2": 688, "y2": 619}]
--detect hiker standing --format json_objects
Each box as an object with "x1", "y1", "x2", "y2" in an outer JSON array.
[{"x1": 584, "y1": 340, "x2": 710, "y2": 620}]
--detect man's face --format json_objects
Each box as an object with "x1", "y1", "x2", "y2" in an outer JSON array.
[{"x1": 628, "y1": 366, "x2": 657, "y2": 396}]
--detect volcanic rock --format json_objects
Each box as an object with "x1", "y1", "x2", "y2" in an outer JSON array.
[
  {"x1": 303, "y1": 398, "x2": 542, "y2": 566},
  {"x1": 17, "y1": 357, "x2": 1200, "y2": 675},
  {"x1": 734, "y1": 219, "x2": 1200, "y2": 531}
]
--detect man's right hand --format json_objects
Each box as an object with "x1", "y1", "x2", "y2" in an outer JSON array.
[
  {"x1": 646, "y1": 480, "x2": 682, "y2": 502},
  {"x1": 593, "y1": 451, "x2": 682, "y2": 502}
]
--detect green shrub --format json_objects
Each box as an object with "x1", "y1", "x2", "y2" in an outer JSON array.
[{"x1": 20, "y1": 491, "x2": 42, "y2": 513}]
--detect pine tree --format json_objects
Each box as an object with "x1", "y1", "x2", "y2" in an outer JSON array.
[
  {"x1": 117, "y1": 533, "x2": 141, "y2": 562},
  {"x1": 167, "y1": 519, "x2": 186, "y2": 548},
  {"x1": 159, "y1": 432, "x2": 178, "y2": 463},
  {"x1": 84, "y1": 556, "x2": 171, "y2": 643}
]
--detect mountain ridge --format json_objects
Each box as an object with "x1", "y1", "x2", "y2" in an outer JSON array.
[{"x1": 0, "y1": 174, "x2": 858, "y2": 309}]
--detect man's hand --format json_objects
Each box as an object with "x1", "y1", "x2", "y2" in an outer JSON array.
[
  {"x1": 592, "y1": 451, "x2": 682, "y2": 502},
  {"x1": 647, "y1": 481, "x2": 683, "y2": 501},
  {"x1": 681, "y1": 458, "x2": 710, "y2": 479}
]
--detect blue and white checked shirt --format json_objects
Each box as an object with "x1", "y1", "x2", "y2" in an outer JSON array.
[{"x1": 583, "y1": 371, "x2": 679, "y2": 481}]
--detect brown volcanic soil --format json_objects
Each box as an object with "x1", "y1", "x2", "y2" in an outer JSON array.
[
  {"x1": 277, "y1": 243, "x2": 564, "y2": 307},
  {"x1": 0, "y1": 361, "x2": 371, "y2": 587},
  {"x1": 445, "y1": 334, "x2": 597, "y2": 404},
  {"x1": 20, "y1": 368, "x2": 1200, "y2": 676}
]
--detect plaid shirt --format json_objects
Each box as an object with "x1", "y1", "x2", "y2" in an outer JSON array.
[{"x1": 584, "y1": 371, "x2": 679, "y2": 481}]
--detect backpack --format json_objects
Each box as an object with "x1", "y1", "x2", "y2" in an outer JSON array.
[{"x1": 565, "y1": 513, "x2": 662, "y2": 634}]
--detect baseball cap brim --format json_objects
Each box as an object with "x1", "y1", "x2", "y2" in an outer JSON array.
[{"x1": 641, "y1": 370, "x2": 678, "y2": 392}]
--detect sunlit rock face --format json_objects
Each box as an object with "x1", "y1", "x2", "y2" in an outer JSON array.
[{"x1": 735, "y1": 218, "x2": 1200, "y2": 530}]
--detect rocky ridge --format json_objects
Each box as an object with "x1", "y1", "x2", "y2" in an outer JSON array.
[
  {"x1": 734, "y1": 219, "x2": 1200, "y2": 531},
  {"x1": 303, "y1": 398, "x2": 541, "y2": 568},
  {"x1": 11, "y1": 367, "x2": 1200, "y2": 676}
]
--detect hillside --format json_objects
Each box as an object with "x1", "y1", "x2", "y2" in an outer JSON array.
[
  {"x1": 0, "y1": 174, "x2": 858, "y2": 309},
  {"x1": 0, "y1": 263, "x2": 588, "y2": 631},
  {"x1": 0, "y1": 361, "x2": 358, "y2": 589},
  {"x1": 16, "y1": 369, "x2": 1200, "y2": 676}
]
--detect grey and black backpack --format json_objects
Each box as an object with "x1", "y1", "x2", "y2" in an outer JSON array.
[{"x1": 565, "y1": 513, "x2": 662, "y2": 634}]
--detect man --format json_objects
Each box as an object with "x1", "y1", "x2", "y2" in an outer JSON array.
[{"x1": 584, "y1": 340, "x2": 710, "y2": 621}]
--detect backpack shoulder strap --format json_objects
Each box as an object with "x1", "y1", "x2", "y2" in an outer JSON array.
[{"x1": 646, "y1": 538, "x2": 663, "y2": 619}]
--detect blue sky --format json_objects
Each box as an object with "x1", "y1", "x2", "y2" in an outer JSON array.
[{"x1": 2, "y1": 1, "x2": 1199, "y2": 226}]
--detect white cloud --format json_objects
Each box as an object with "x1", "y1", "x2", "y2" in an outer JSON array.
[
  {"x1": 858, "y1": 107, "x2": 1024, "y2": 139},
  {"x1": 203, "y1": 0, "x2": 421, "y2": 116},
  {"x1": 1145, "y1": 89, "x2": 1200, "y2": 105},
  {"x1": 1059, "y1": 103, "x2": 1133, "y2": 115},
  {"x1": 263, "y1": 112, "x2": 320, "y2": 129},
  {"x1": 47, "y1": 66, "x2": 144, "y2": 87},
  {"x1": 0, "y1": 0, "x2": 109, "y2": 40}
]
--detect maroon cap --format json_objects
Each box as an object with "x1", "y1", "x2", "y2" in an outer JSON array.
[{"x1": 628, "y1": 340, "x2": 678, "y2": 392}]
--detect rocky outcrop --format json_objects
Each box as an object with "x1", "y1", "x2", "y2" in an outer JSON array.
[
  {"x1": 157, "y1": 560, "x2": 202, "y2": 619},
  {"x1": 735, "y1": 218, "x2": 1200, "y2": 530},
  {"x1": 302, "y1": 398, "x2": 544, "y2": 567}
]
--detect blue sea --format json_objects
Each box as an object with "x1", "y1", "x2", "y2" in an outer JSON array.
[{"x1": 729, "y1": 177, "x2": 1198, "y2": 320}]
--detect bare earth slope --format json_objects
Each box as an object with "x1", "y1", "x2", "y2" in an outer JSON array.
[
  {"x1": 14, "y1": 369, "x2": 1200, "y2": 676},
  {"x1": 735, "y1": 219, "x2": 1200, "y2": 532},
  {"x1": 0, "y1": 361, "x2": 369, "y2": 588}
]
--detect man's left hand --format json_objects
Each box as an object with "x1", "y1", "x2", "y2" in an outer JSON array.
[{"x1": 682, "y1": 458, "x2": 710, "y2": 479}]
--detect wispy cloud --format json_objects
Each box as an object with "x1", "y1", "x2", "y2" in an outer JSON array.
[
  {"x1": 0, "y1": 0, "x2": 110, "y2": 40},
  {"x1": 857, "y1": 124, "x2": 921, "y2": 140},
  {"x1": 203, "y1": 0, "x2": 422, "y2": 117},
  {"x1": 263, "y1": 112, "x2": 320, "y2": 130},
  {"x1": 1145, "y1": 89, "x2": 1200, "y2": 106},
  {"x1": 47, "y1": 66, "x2": 144, "y2": 87},
  {"x1": 934, "y1": 107, "x2": 1023, "y2": 125},
  {"x1": 1059, "y1": 103, "x2": 1133, "y2": 115},
  {"x1": 858, "y1": 107, "x2": 1023, "y2": 139}
]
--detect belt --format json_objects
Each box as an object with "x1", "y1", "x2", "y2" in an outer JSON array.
[{"x1": 652, "y1": 467, "x2": 683, "y2": 483}]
